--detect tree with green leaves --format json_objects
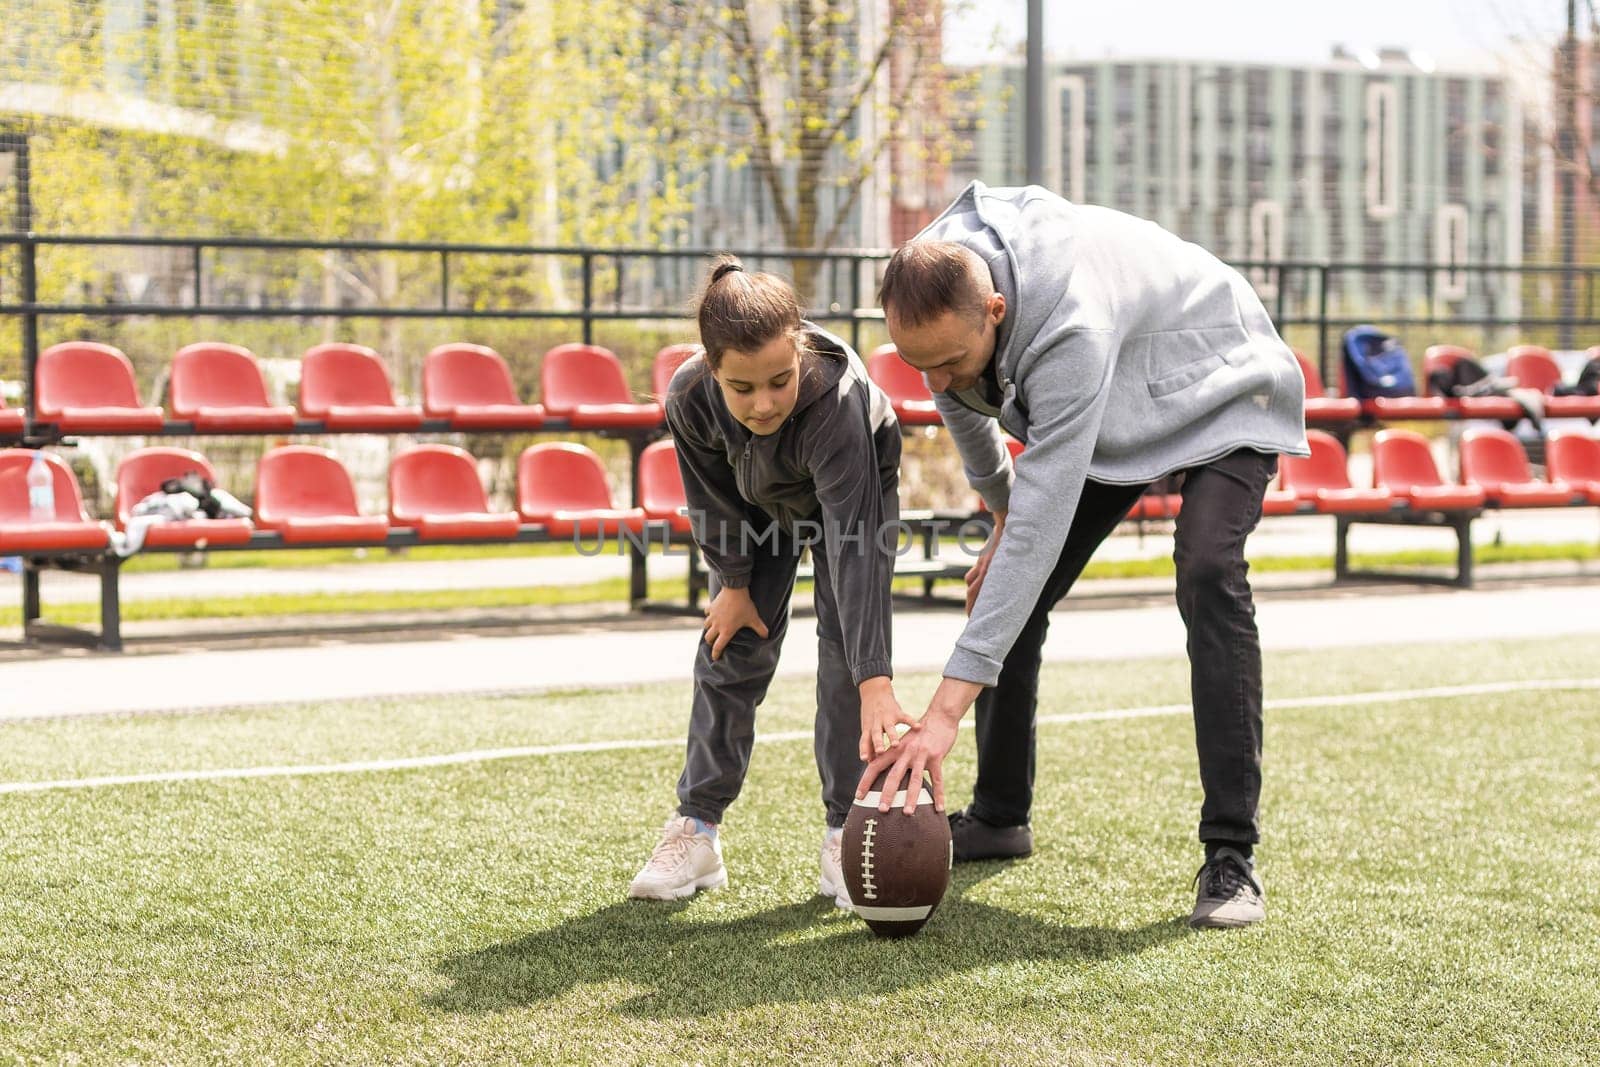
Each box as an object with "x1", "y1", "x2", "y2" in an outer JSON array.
[
  {"x1": 674, "y1": 0, "x2": 974, "y2": 301},
  {"x1": 2, "y1": 0, "x2": 720, "y2": 376}
]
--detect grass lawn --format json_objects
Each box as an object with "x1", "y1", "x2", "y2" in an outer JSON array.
[{"x1": 1, "y1": 636, "x2": 1597, "y2": 1064}]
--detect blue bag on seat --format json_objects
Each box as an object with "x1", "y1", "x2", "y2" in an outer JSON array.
[{"x1": 1341, "y1": 325, "x2": 1417, "y2": 399}]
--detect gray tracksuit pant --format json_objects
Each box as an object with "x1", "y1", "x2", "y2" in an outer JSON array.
[{"x1": 675, "y1": 525, "x2": 870, "y2": 830}]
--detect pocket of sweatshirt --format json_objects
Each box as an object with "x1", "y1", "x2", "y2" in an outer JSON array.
[
  {"x1": 1143, "y1": 326, "x2": 1252, "y2": 399},
  {"x1": 1147, "y1": 353, "x2": 1226, "y2": 398}
]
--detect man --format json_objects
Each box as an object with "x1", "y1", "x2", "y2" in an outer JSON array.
[{"x1": 862, "y1": 182, "x2": 1308, "y2": 929}]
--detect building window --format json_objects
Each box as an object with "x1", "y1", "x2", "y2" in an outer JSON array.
[
  {"x1": 1249, "y1": 200, "x2": 1286, "y2": 299},
  {"x1": 1047, "y1": 74, "x2": 1087, "y2": 203},
  {"x1": 1435, "y1": 203, "x2": 1469, "y2": 301},
  {"x1": 1114, "y1": 65, "x2": 1135, "y2": 119},
  {"x1": 1445, "y1": 78, "x2": 1468, "y2": 203},
  {"x1": 1177, "y1": 65, "x2": 1195, "y2": 208},
  {"x1": 1365, "y1": 81, "x2": 1400, "y2": 219},
  {"x1": 1146, "y1": 69, "x2": 1163, "y2": 183}
]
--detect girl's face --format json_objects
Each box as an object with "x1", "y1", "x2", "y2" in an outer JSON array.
[{"x1": 714, "y1": 333, "x2": 801, "y2": 435}]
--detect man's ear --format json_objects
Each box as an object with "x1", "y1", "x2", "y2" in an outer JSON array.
[{"x1": 988, "y1": 292, "x2": 1006, "y2": 326}]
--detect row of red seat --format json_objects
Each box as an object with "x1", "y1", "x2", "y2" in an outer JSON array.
[
  {"x1": 872, "y1": 344, "x2": 1600, "y2": 427},
  {"x1": 1312, "y1": 345, "x2": 1600, "y2": 422},
  {"x1": 900, "y1": 422, "x2": 1599, "y2": 524},
  {"x1": 16, "y1": 341, "x2": 704, "y2": 436},
  {"x1": 0, "y1": 439, "x2": 698, "y2": 554},
  {"x1": 16, "y1": 335, "x2": 1596, "y2": 443},
  {"x1": 1116, "y1": 427, "x2": 1600, "y2": 521}
]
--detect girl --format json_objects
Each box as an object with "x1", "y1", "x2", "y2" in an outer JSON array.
[{"x1": 629, "y1": 258, "x2": 915, "y2": 907}]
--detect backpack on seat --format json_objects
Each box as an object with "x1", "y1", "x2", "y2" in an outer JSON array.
[
  {"x1": 1555, "y1": 356, "x2": 1600, "y2": 397},
  {"x1": 1426, "y1": 355, "x2": 1514, "y2": 400},
  {"x1": 1341, "y1": 325, "x2": 1418, "y2": 400}
]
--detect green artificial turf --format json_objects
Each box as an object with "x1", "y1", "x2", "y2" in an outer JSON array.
[{"x1": 1, "y1": 637, "x2": 1597, "y2": 1064}]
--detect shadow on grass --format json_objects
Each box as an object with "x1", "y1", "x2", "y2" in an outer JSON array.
[{"x1": 427, "y1": 865, "x2": 1192, "y2": 1018}]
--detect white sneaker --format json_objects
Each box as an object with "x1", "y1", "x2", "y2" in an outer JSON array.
[
  {"x1": 628, "y1": 815, "x2": 727, "y2": 901},
  {"x1": 819, "y1": 827, "x2": 852, "y2": 911}
]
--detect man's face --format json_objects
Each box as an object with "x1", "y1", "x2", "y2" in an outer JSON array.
[
  {"x1": 713, "y1": 333, "x2": 801, "y2": 435},
  {"x1": 887, "y1": 294, "x2": 1006, "y2": 394}
]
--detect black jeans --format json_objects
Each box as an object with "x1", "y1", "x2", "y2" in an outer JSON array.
[{"x1": 968, "y1": 448, "x2": 1277, "y2": 849}]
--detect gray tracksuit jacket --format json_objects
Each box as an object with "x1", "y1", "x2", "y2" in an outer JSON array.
[
  {"x1": 919, "y1": 182, "x2": 1310, "y2": 686},
  {"x1": 664, "y1": 324, "x2": 900, "y2": 685}
]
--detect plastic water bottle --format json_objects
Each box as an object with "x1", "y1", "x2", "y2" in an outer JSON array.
[{"x1": 27, "y1": 450, "x2": 55, "y2": 522}]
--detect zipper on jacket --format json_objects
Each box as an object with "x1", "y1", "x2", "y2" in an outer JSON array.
[{"x1": 733, "y1": 437, "x2": 754, "y2": 502}]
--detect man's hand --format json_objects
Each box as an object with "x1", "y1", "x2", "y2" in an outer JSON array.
[
  {"x1": 855, "y1": 677, "x2": 985, "y2": 814},
  {"x1": 858, "y1": 676, "x2": 920, "y2": 760},
  {"x1": 702, "y1": 585, "x2": 769, "y2": 660},
  {"x1": 964, "y1": 510, "x2": 1005, "y2": 616}
]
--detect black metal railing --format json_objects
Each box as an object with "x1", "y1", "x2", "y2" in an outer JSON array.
[{"x1": 6, "y1": 233, "x2": 1600, "y2": 418}]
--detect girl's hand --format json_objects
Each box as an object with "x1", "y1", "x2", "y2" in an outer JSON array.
[
  {"x1": 857, "y1": 676, "x2": 920, "y2": 760},
  {"x1": 702, "y1": 586, "x2": 769, "y2": 660}
]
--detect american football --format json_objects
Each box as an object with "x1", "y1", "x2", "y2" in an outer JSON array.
[{"x1": 842, "y1": 770, "x2": 953, "y2": 937}]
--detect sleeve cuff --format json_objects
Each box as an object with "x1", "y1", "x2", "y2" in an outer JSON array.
[
  {"x1": 849, "y1": 660, "x2": 894, "y2": 686},
  {"x1": 716, "y1": 570, "x2": 751, "y2": 589},
  {"x1": 971, "y1": 470, "x2": 1013, "y2": 515},
  {"x1": 943, "y1": 645, "x2": 1002, "y2": 688}
]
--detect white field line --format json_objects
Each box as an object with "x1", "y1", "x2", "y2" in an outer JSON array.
[{"x1": 2, "y1": 677, "x2": 1597, "y2": 797}]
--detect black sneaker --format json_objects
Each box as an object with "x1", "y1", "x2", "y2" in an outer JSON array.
[
  {"x1": 1189, "y1": 847, "x2": 1265, "y2": 929},
  {"x1": 948, "y1": 808, "x2": 1033, "y2": 863}
]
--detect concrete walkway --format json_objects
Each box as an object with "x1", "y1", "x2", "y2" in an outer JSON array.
[{"x1": 2, "y1": 577, "x2": 1596, "y2": 721}]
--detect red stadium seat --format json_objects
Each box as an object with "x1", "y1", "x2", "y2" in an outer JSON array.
[
  {"x1": 1423, "y1": 345, "x2": 1523, "y2": 420},
  {"x1": 1293, "y1": 350, "x2": 1360, "y2": 423},
  {"x1": 1505, "y1": 345, "x2": 1600, "y2": 419},
  {"x1": 299, "y1": 343, "x2": 424, "y2": 431},
  {"x1": 35, "y1": 342, "x2": 165, "y2": 433},
  {"x1": 868, "y1": 344, "x2": 943, "y2": 426},
  {"x1": 1260, "y1": 487, "x2": 1305, "y2": 516},
  {"x1": 0, "y1": 449, "x2": 111, "y2": 551},
  {"x1": 114, "y1": 447, "x2": 253, "y2": 548},
  {"x1": 1342, "y1": 380, "x2": 1449, "y2": 420},
  {"x1": 390, "y1": 444, "x2": 520, "y2": 539},
  {"x1": 636, "y1": 438, "x2": 692, "y2": 534},
  {"x1": 1280, "y1": 430, "x2": 1394, "y2": 513},
  {"x1": 1459, "y1": 427, "x2": 1578, "y2": 507},
  {"x1": 518, "y1": 442, "x2": 647, "y2": 538},
  {"x1": 1341, "y1": 346, "x2": 1448, "y2": 420},
  {"x1": 256, "y1": 446, "x2": 389, "y2": 544},
  {"x1": 540, "y1": 343, "x2": 664, "y2": 429},
  {"x1": 0, "y1": 399, "x2": 24, "y2": 436},
  {"x1": 652, "y1": 344, "x2": 702, "y2": 400},
  {"x1": 1376, "y1": 428, "x2": 1484, "y2": 511},
  {"x1": 170, "y1": 343, "x2": 297, "y2": 431},
  {"x1": 1361, "y1": 394, "x2": 1452, "y2": 419},
  {"x1": 1545, "y1": 430, "x2": 1600, "y2": 504},
  {"x1": 1504, "y1": 345, "x2": 1562, "y2": 393},
  {"x1": 1370, "y1": 429, "x2": 1486, "y2": 510},
  {"x1": 423, "y1": 343, "x2": 545, "y2": 430}
]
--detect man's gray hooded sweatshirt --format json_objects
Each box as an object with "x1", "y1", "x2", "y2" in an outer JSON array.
[
  {"x1": 920, "y1": 182, "x2": 1310, "y2": 687},
  {"x1": 665, "y1": 324, "x2": 900, "y2": 685}
]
